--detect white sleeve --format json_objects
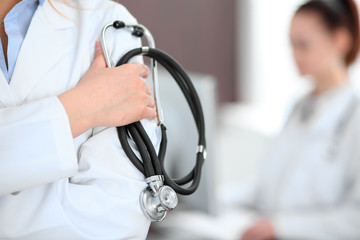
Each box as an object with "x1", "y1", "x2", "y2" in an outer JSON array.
[{"x1": 0, "y1": 97, "x2": 77, "y2": 196}]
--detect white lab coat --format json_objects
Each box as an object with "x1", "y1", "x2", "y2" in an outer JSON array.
[
  {"x1": 249, "y1": 84, "x2": 360, "y2": 239},
  {"x1": 0, "y1": 0, "x2": 158, "y2": 239}
]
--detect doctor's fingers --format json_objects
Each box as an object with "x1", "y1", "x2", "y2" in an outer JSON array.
[
  {"x1": 92, "y1": 42, "x2": 150, "y2": 80},
  {"x1": 143, "y1": 106, "x2": 157, "y2": 120},
  {"x1": 144, "y1": 82, "x2": 152, "y2": 95},
  {"x1": 115, "y1": 63, "x2": 150, "y2": 79},
  {"x1": 133, "y1": 95, "x2": 156, "y2": 120},
  {"x1": 146, "y1": 94, "x2": 155, "y2": 108},
  {"x1": 93, "y1": 41, "x2": 107, "y2": 68}
]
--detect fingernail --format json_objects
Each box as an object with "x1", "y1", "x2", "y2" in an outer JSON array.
[
  {"x1": 95, "y1": 41, "x2": 101, "y2": 50},
  {"x1": 141, "y1": 64, "x2": 149, "y2": 73}
]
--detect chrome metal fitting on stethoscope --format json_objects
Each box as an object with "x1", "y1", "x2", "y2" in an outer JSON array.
[
  {"x1": 101, "y1": 21, "x2": 207, "y2": 222},
  {"x1": 140, "y1": 175, "x2": 178, "y2": 222}
]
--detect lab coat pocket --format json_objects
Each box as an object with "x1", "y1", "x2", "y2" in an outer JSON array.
[{"x1": 64, "y1": 123, "x2": 159, "y2": 239}]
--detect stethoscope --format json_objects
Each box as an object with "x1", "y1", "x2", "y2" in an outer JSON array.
[{"x1": 100, "y1": 21, "x2": 207, "y2": 222}]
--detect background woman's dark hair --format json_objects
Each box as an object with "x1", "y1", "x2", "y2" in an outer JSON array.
[{"x1": 296, "y1": 0, "x2": 360, "y2": 66}]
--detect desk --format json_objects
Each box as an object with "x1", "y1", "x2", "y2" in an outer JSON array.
[{"x1": 148, "y1": 209, "x2": 257, "y2": 240}]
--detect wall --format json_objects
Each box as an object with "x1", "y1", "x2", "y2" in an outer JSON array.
[
  {"x1": 117, "y1": 0, "x2": 237, "y2": 103},
  {"x1": 236, "y1": 0, "x2": 311, "y2": 107}
]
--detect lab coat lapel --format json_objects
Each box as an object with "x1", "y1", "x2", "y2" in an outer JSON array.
[
  {"x1": 9, "y1": 1, "x2": 75, "y2": 104},
  {"x1": 0, "y1": 70, "x2": 15, "y2": 106}
]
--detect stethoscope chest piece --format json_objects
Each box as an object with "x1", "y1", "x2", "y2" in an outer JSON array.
[{"x1": 140, "y1": 176, "x2": 178, "y2": 222}]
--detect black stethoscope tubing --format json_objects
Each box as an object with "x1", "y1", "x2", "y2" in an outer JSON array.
[{"x1": 116, "y1": 47, "x2": 206, "y2": 196}]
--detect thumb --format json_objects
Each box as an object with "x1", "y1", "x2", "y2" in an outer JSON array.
[{"x1": 92, "y1": 41, "x2": 107, "y2": 68}]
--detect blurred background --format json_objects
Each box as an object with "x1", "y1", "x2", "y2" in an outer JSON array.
[{"x1": 117, "y1": 0, "x2": 360, "y2": 239}]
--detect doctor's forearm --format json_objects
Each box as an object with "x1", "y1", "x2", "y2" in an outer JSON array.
[
  {"x1": 0, "y1": 97, "x2": 78, "y2": 195},
  {"x1": 58, "y1": 88, "x2": 93, "y2": 138}
]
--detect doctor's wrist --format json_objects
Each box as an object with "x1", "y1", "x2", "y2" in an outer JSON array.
[{"x1": 58, "y1": 88, "x2": 94, "y2": 138}]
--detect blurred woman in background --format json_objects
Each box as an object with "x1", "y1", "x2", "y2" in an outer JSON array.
[{"x1": 241, "y1": 0, "x2": 360, "y2": 239}]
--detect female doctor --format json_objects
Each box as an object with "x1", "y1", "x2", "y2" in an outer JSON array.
[
  {"x1": 0, "y1": 0, "x2": 158, "y2": 239},
  {"x1": 241, "y1": 0, "x2": 360, "y2": 239}
]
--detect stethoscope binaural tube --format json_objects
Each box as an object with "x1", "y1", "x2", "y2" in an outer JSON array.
[{"x1": 101, "y1": 21, "x2": 207, "y2": 222}]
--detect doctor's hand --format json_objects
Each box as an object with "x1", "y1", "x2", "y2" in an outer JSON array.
[
  {"x1": 58, "y1": 41, "x2": 156, "y2": 138},
  {"x1": 241, "y1": 219, "x2": 276, "y2": 240}
]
